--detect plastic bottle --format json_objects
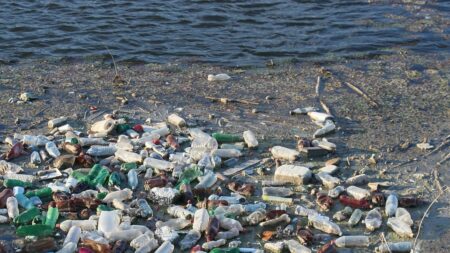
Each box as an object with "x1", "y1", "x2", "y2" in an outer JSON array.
[
  {"x1": 6, "y1": 197, "x2": 18, "y2": 219},
  {"x1": 271, "y1": 146, "x2": 299, "y2": 161},
  {"x1": 106, "y1": 228, "x2": 143, "y2": 242},
  {"x1": 385, "y1": 194, "x2": 398, "y2": 217},
  {"x1": 102, "y1": 188, "x2": 133, "y2": 203},
  {"x1": 395, "y1": 207, "x2": 413, "y2": 226},
  {"x1": 242, "y1": 209, "x2": 266, "y2": 225},
  {"x1": 208, "y1": 73, "x2": 231, "y2": 81},
  {"x1": 328, "y1": 186, "x2": 345, "y2": 198},
  {"x1": 19, "y1": 134, "x2": 50, "y2": 146},
  {"x1": 365, "y1": 208, "x2": 382, "y2": 231},
  {"x1": 56, "y1": 242, "x2": 77, "y2": 253},
  {"x1": 135, "y1": 239, "x2": 159, "y2": 253},
  {"x1": 4, "y1": 179, "x2": 33, "y2": 188},
  {"x1": 313, "y1": 120, "x2": 336, "y2": 138},
  {"x1": 375, "y1": 242, "x2": 412, "y2": 253},
  {"x1": 116, "y1": 135, "x2": 134, "y2": 151},
  {"x1": 115, "y1": 150, "x2": 143, "y2": 163},
  {"x1": 45, "y1": 141, "x2": 61, "y2": 158},
  {"x1": 30, "y1": 151, "x2": 42, "y2": 164},
  {"x1": 348, "y1": 209, "x2": 363, "y2": 227},
  {"x1": 387, "y1": 217, "x2": 413, "y2": 238},
  {"x1": 23, "y1": 237, "x2": 57, "y2": 252},
  {"x1": 156, "y1": 218, "x2": 191, "y2": 230},
  {"x1": 48, "y1": 116, "x2": 67, "y2": 128},
  {"x1": 193, "y1": 208, "x2": 209, "y2": 232},
  {"x1": 15, "y1": 193, "x2": 34, "y2": 209},
  {"x1": 242, "y1": 130, "x2": 258, "y2": 148},
  {"x1": 154, "y1": 241, "x2": 174, "y2": 253},
  {"x1": 135, "y1": 199, "x2": 153, "y2": 218},
  {"x1": 346, "y1": 186, "x2": 370, "y2": 200},
  {"x1": 25, "y1": 187, "x2": 52, "y2": 198},
  {"x1": 167, "y1": 114, "x2": 186, "y2": 128},
  {"x1": 212, "y1": 149, "x2": 242, "y2": 158},
  {"x1": 206, "y1": 216, "x2": 220, "y2": 241},
  {"x1": 16, "y1": 224, "x2": 53, "y2": 237},
  {"x1": 339, "y1": 195, "x2": 371, "y2": 209},
  {"x1": 13, "y1": 206, "x2": 40, "y2": 225},
  {"x1": 285, "y1": 239, "x2": 312, "y2": 253},
  {"x1": 127, "y1": 169, "x2": 138, "y2": 190},
  {"x1": 87, "y1": 145, "x2": 117, "y2": 156},
  {"x1": 98, "y1": 210, "x2": 120, "y2": 235},
  {"x1": 60, "y1": 219, "x2": 97, "y2": 232},
  {"x1": 45, "y1": 206, "x2": 59, "y2": 228},
  {"x1": 218, "y1": 216, "x2": 243, "y2": 231},
  {"x1": 63, "y1": 225, "x2": 81, "y2": 246},
  {"x1": 195, "y1": 171, "x2": 217, "y2": 189},
  {"x1": 210, "y1": 248, "x2": 240, "y2": 253},
  {"x1": 167, "y1": 205, "x2": 194, "y2": 219},
  {"x1": 212, "y1": 133, "x2": 243, "y2": 143},
  {"x1": 142, "y1": 154, "x2": 170, "y2": 167},
  {"x1": 335, "y1": 236, "x2": 369, "y2": 247},
  {"x1": 203, "y1": 239, "x2": 226, "y2": 250},
  {"x1": 179, "y1": 230, "x2": 201, "y2": 250},
  {"x1": 308, "y1": 214, "x2": 342, "y2": 236}
]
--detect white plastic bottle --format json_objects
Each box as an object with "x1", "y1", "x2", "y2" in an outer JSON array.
[
  {"x1": 243, "y1": 130, "x2": 258, "y2": 148},
  {"x1": 128, "y1": 169, "x2": 138, "y2": 190},
  {"x1": 45, "y1": 141, "x2": 61, "y2": 158},
  {"x1": 193, "y1": 208, "x2": 209, "y2": 232},
  {"x1": 385, "y1": 194, "x2": 398, "y2": 217},
  {"x1": 63, "y1": 226, "x2": 81, "y2": 246},
  {"x1": 98, "y1": 210, "x2": 120, "y2": 235},
  {"x1": 6, "y1": 197, "x2": 19, "y2": 219},
  {"x1": 154, "y1": 241, "x2": 174, "y2": 253},
  {"x1": 334, "y1": 236, "x2": 369, "y2": 247}
]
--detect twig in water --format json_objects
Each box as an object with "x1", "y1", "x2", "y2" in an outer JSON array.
[
  {"x1": 344, "y1": 82, "x2": 379, "y2": 107},
  {"x1": 380, "y1": 232, "x2": 392, "y2": 253},
  {"x1": 412, "y1": 186, "x2": 449, "y2": 252},
  {"x1": 315, "y1": 76, "x2": 333, "y2": 115},
  {"x1": 205, "y1": 96, "x2": 259, "y2": 105}
]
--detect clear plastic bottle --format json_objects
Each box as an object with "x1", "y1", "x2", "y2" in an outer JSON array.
[
  {"x1": 59, "y1": 219, "x2": 97, "y2": 232},
  {"x1": 98, "y1": 210, "x2": 120, "y2": 235},
  {"x1": 115, "y1": 150, "x2": 142, "y2": 163},
  {"x1": 308, "y1": 214, "x2": 342, "y2": 235},
  {"x1": 243, "y1": 130, "x2": 258, "y2": 148},
  {"x1": 271, "y1": 146, "x2": 299, "y2": 161},
  {"x1": 154, "y1": 241, "x2": 174, "y2": 253},
  {"x1": 212, "y1": 149, "x2": 242, "y2": 158},
  {"x1": 102, "y1": 188, "x2": 133, "y2": 203},
  {"x1": 130, "y1": 233, "x2": 154, "y2": 249},
  {"x1": 127, "y1": 169, "x2": 138, "y2": 190},
  {"x1": 262, "y1": 187, "x2": 293, "y2": 197},
  {"x1": 143, "y1": 157, "x2": 173, "y2": 171},
  {"x1": 30, "y1": 151, "x2": 41, "y2": 164},
  {"x1": 365, "y1": 208, "x2": 382, "y2": 231},
  {"x1": 56, "y1": 242, "x2": 77, "y2": 253},
  {"x1": 346, "y1": 186, "x2": 371, "y2": 200},
  {"x1": 87, "y1": 145, "x2": 117, "y2": 156},
  {"x1": 385, "y1": 194, "x2": 398, "y2": 217},
  {"x1": 63, "y1": 226, "x2": 81, "y2": 246},
  {"x1": 348, "y1": 209, "x2": 363, "y2": 226},
  {"x1": 116, "y1": 135, "x2": 134, "y2": 151},
  {"x1": 375, "y1": 242, "x2": 412, "y2": 253},
  {"x1": 179, "y1": 230, "x2": 201, "y2": 250},
  {"x1": 395, "y1": 207, "x2": 413, "y2": 226},
  {"x1": 216, "y1": 228, "x2": 239, "y2": 240},
  {"x1": 6, "y1": 196, "x2": 19, "y2": 219},
  {"x1": 167, "y1": 205, "x2": 194, "y2": 219},
  {"x1": 135, "y1": 239, "x2": 159, "y2": 253},
  {"x1": 107, "y1": 228, "x2": 143, "y2": 242},
  {"x1": 156, "y1": 218, "x2": 191, "y2": 230},
  {"x1": 194, "y1": 170, "x2": 217, "y2": 189},
  {"x1": 193, "y1": 208, "x2": 209, "y2": 232},
  {"x1": 285, "y1": 239, "x2": 312, "y2": 253},
  {"x1": 135, "y1": 199, "x2": 153, "y2": 218},
  {"x1": 242, "y1": 209, "x2": 266, "y2": 225},
  {"x1": 15, "y1": 193, "x2": 34, "y2": 209},
  {"x1": 328, "y1": 185, "x2": 345, "y2": 198},
  {"x1": 335, "y1": 236, "x2": 369, "y2": 247},
  {"x1": 202, "y1": 239, "x2": 226, "y2": 250},
  {"x1": 387, "y1": 217, "x2": 413, "y2": 238},
  {"x1": 218, "y1": 216, "x2": 243, "y2": 231},
  {"x1": 45, "y1": 141, "x2": 61, "y2": 158}
]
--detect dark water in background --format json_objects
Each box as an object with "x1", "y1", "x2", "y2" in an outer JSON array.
[{"x1": 0, "y1": 0, "x2": 449, "y2": 65}]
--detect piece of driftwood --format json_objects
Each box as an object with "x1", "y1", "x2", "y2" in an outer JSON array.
[
  {"x1": 344, "y1": 82, "x2": 379, "y2": 107},
  {"x1": 315, "y1": 76, "x2": 333, "y2": 115},
  {"x1": 205, "y1": 96, "x2": 259, "y2": 105}
]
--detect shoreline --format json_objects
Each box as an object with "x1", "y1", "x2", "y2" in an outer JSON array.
[{"x1": 0, "y1": 52, "x2": 449, "y2": 252}]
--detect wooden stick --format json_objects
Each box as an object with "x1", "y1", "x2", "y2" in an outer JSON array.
[
  {"x1": 315, "y1": 76, "x2": 333, "y2": 115},
  {"x1": 205, "y1": 96, "x2": 259, "y2": 105},
  {"x1": 344, "y1": 82, "x2": 379, "y2": 107}
]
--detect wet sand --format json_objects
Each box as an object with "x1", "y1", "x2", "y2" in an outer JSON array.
[{"x1": 0, "y1": 52, "x2": 449, "y2": 252}]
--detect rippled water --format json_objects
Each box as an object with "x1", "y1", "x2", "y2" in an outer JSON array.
[{"x1": 0, "y1": 0, "x2": 449, "y2": 65}]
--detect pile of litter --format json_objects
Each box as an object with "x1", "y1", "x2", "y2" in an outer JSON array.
[{"x1": 0, "y1": 107, "x2": 425, "y2": 253}]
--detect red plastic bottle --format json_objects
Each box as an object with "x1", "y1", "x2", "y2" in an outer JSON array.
[{"x1": 339, "y1": 195, "x2": 371, "y2": 209}]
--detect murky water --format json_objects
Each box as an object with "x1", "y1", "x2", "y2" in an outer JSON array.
[{"x1": 1, "y1": 0, "x2": 449, "y2": 65}]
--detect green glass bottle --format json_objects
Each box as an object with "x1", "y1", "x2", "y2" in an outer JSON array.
[
  {"x1": 116, "y1": 124, "x2": 130, "y2": 134},
  {"x1": 97, "y1": 192, "x2": 107, "y2": 200},
  {"x1": 71, "y1": 170, "x2": 88, "y2": 182},
  {"x1": 108, "y1": 172, "x2": 124, "y2": 187},
  {"x1": 91, "y1": 167, "x2": 109, "y2": 186},
  {"x1": 87, "y1": 164, "x2": 102, "y2": 181},
  {"x1": 120, "y1": 162, "x2": 137, "y2": 172},
  {"x1": 96, "y1": 204, "x2": 113, "y2": 214},
  {"x1": 210, "y1": 248, "x2": 240, "y2": 253},
  {"x1": 212, "y1": 133, "x2": 243, "y2": 143},
  {"x1": 44, "y1": 206, "x2": 59, "y2": 228},
  {"x1": 25, "y1": 187, "x2": 53, "y2": 198},
  {"x1": 178, "y1": 165, "x2": 202, "y2": 185},
  {"x1": 4, "y1": 179, "x2": 33, "y2": 188},
  {"x1": 16, "y1": 224, "x2": 53, "y2": 237},
  {"x1": 13, "y1": 207, "x2": 41, "y2": 225}
]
